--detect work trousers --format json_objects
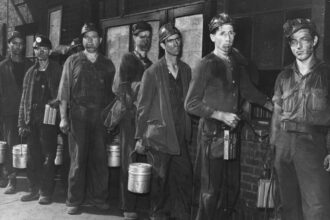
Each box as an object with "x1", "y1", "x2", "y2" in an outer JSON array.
[
  {"x1": 1, "y1": 115, "x2": 20, "y2": 180},
  {"x1": 27, "y1": 122, "x2": 57, "y2": 196},
  {"x1": 274, "y1": 130, "x2": 330, "y2": 220},
  {"x1": 119, "y1": 111, "x2": 149, "y2": 212},
  {"x1": 148, "y1": 139, "x2": 193, "y2": 220},
  {"x1": 66, "y1": 114, "x2": 109, "y2": 207},
  {"x1": 195, "y1": 119, "x2": 240, "y2": 220}
]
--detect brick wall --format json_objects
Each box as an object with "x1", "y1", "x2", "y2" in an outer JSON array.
[{"x1": 239, "y1": 123, "x2": 277, "y2": 220}]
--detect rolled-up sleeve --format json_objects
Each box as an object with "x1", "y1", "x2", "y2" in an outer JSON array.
[{"x1": 57, "y1": 57, "x2": 72, "y2": 102}]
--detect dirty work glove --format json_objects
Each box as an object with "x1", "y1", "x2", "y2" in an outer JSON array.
[
  {"x1": 18, "y1": 126, "x2": 30, "y2": 137},
  {"x1": 135, "y1": 139, "x2": 148, "y2": 155}
]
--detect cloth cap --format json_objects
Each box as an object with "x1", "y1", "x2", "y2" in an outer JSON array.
[
  {"x1": 132, "y1": 21, "x2": 152, "y2": 35},
  {"x1": 33, "y1": 34, "x2": 52, "y2": 49},
  {"x1": 81, "y1": 22, "x2": 100, "y2": 36},
  {"x1": 209, "y1": 13, "x2": 234, "y2": 33},
  {"x1": 283, "y1": 18, "x2": 317, "y2": 38},
  {"x1": 8, "y1": 31, "x2": 24, "y2": 43},
  {"x1": 159, "y1": 23, "x2": 181, "y2": 43}
]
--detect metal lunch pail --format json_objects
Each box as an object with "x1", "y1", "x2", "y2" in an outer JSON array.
[
  {"x1": 12, "y1": 144, "x2": 28, "y2": 169},
  {"x1": 107, "y1": 142, "x2": 121, "y2": 167},
  {"x1": 127, "y1": 151, "x2": 153, "y2": 194},
  {"x1": 0, "y1": 141, "x2": 7, "y2": 164}
]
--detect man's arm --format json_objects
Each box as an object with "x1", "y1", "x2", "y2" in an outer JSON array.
[
  {"x1": 239, "y1": 67, "x2": 273, "y2": 111},
  {"x1": 185, "y1": 60, "x2": 240, "y2": 128},
  {"x1": 135, "y1": 68, "x2": 155, "y2": 141},
  {"x1": 57, "y1": 58, "x2": 72, "y2": 134}
]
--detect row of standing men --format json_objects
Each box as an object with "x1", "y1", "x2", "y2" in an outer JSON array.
[{"x1": 1, "y1": 12, "x2": 330, "y2": 220}]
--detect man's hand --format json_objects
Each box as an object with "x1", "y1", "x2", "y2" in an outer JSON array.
[
  {"x1": 135, "y1": 139, "x2": 147, "y2": 154},
  {"x1": 264, "y1": 100, "x2": 274, "y2": 112},
  {"x1": 323, "y1": 155, "x2": 330, "y2": 172},
  {"x1": 59, "y1": 118, "x2": 69, "y2": 134},
  {"x1": 18, "y1": 126, "x2": 30, "y2": 137},
  {"x1": 211, "y1": 111, "x2": 240, "y2": 128}
]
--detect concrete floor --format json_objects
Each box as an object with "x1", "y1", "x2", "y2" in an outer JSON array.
[{"x1": 0, "y1": 171, "x2": 125, "y2": 220}]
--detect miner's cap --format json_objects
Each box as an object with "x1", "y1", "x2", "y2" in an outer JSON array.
[
  {"x1": 81, "y1": 22, "x2": 101, "y2": 37},
  {"x1": 283, "y1": 18, "x2": 317, "y2": 38},
  {"x1": 159, "y1": 23, "x2": 181, "y2": 43},
  {"x1": 8, "y1": 31, "x2": 24, "y2": 43},
  {"x1": 209, "y1": 13, "x2": 234, "y2": 33},
  {"x1": 132, "y1": 21, "x2": 152, "y2": 35},
  {"x1": 33, "y1": 34, "x2": 52, "y2": 49}
]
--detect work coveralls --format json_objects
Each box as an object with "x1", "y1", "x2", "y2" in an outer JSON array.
[
  {"x1": 18, "y1": 61, "x2": 62, "y2": 196},
  {"x1": 57, "y1": 52, "x2": 115, "y2": 207}
]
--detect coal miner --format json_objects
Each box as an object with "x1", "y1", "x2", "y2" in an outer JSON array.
[
  {"x1": 185, "y1": 13, "x2": 272, "y2": 220},
  {"x1": 270, "y1": 18, "x2": 330, "y2": 220},
  {"x1": 18, "y1": 34, "x2": 62, "y2": 204},
  {"x1": 135, "y1": 23, "x2": 193, "y2": 220},
  {"x1": 57, "y1": 23, "x2": 115, "y2": 215},
  {"x1": 111, "y1": 21, "x2": 153, "y2": 220},
  {"x1": 0, "y1": 31, "x2": 32, "y2": 194}
]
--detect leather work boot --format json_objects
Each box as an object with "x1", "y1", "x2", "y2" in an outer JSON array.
[
  {"x1": 38, "y1": 195, "x2": 52, "y2": 205},
  {"x1": 4, "y1": 178, "x2": 16, "y2": 194},
  {"x1": 67, "y1": 206, "x2": 80, "y2": 215},
  {"x1": 21, "y1": 190, "x2": 39, "y2": 202},
  {"x1": 123, "y1": 211, "x2": 138, "y2": 220}
]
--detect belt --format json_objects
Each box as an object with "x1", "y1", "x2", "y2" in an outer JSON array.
[{"x1": 281, "y1": 121, "x2": 328, "y2": 134}]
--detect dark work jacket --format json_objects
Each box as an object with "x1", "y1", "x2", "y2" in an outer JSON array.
[
  {"x1": 270, "y1": 60, "x2": 330, "y2": 145},
  {"x1": 185, "y1": 52, "x2": 268, "y2": 118},
  {"x1": 18, "y1": 60, "x2": 62, "y2": 128},
  {"x1": 112, "y1": 52, "x2": 152, "y2": 109},
  {"x1": 135, "y1": 57, "x2": 192, "y2": 155},
  {"x1": 0, "y1": 57, "x2": 32, "y2": 117},
  {"x1": 57, "y1": 52, "x2": 115, "y2": 115}
]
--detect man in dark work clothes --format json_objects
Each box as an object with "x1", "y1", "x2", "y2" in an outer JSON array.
[
  {"x1": 185, "y1": 13, "x2": 272, "y2": 220},
  {"x1": 135, "y1": 23, "x2": 193, "y2": 220},
  {"x1": 18, "y1": 34, "x2": 62, "y2": 204},
  {"x1": 0, "y1": 31, "x2": 32, "y2": 194},
  {"x1": 58, "y1": 23, "x2": 115, "y2": 215},
  {"x1": 111, "y1": 21, "x2": 153, "y2": 220}
]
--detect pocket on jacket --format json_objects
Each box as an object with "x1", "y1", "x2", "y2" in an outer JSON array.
[
  {"x1": 145, "y1": 120, "x2": 167, "y2": 146},
  {"x1": 310, "y1": 88, "x2": 327, "y2": 111}
]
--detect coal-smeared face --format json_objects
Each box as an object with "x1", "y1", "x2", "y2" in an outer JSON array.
[
  {"x1": 210, "y1": 24, "x2": 235, "y2": 54},
  {"x1": 289, "y1": 29, "x2": 317, "y2": 62},
  {"x1": 82, "y1": 31, "x2": 101, "y2": 53},
  {"x1": 8, "y1": 37, "x2": 25, "y2": 56},
  {"x1": 161, "y1": 34, "x2": 182, "y2": 56},
  {"x1": 134, "y1": 30, "x2": 152, "y2": 52},
  {"x1": 34, "y1": 46, "x2": 50, "y2": 61}
]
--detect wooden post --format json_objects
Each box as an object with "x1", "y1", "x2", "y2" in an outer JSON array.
[{"x1": 311, "y1": 0, "x2": 326, "y2": 60}]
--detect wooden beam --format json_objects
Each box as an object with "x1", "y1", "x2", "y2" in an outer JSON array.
[{"x1": 9, "y1": 0, "x2": 26, "y2": 24}]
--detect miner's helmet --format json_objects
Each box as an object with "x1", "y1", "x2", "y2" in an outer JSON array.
[
  {"x1": 81, "y1": 22, "x2": 101, "y2": 37},
  {"x1": 158, "y1": 23, "x2": 181, "y2": 43},
  {"x1": 283, "y1": 18, "x2": 317, "y2": 38},
  {"x1": 8, "y1": 31, "x2": 24, "y2": 43},
  {"x1": 132, "y1": 21, "x2": 152, "y2": 36},
  {"x1": 33, "y1": 34, "x2": 52, "y2": 49}
]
